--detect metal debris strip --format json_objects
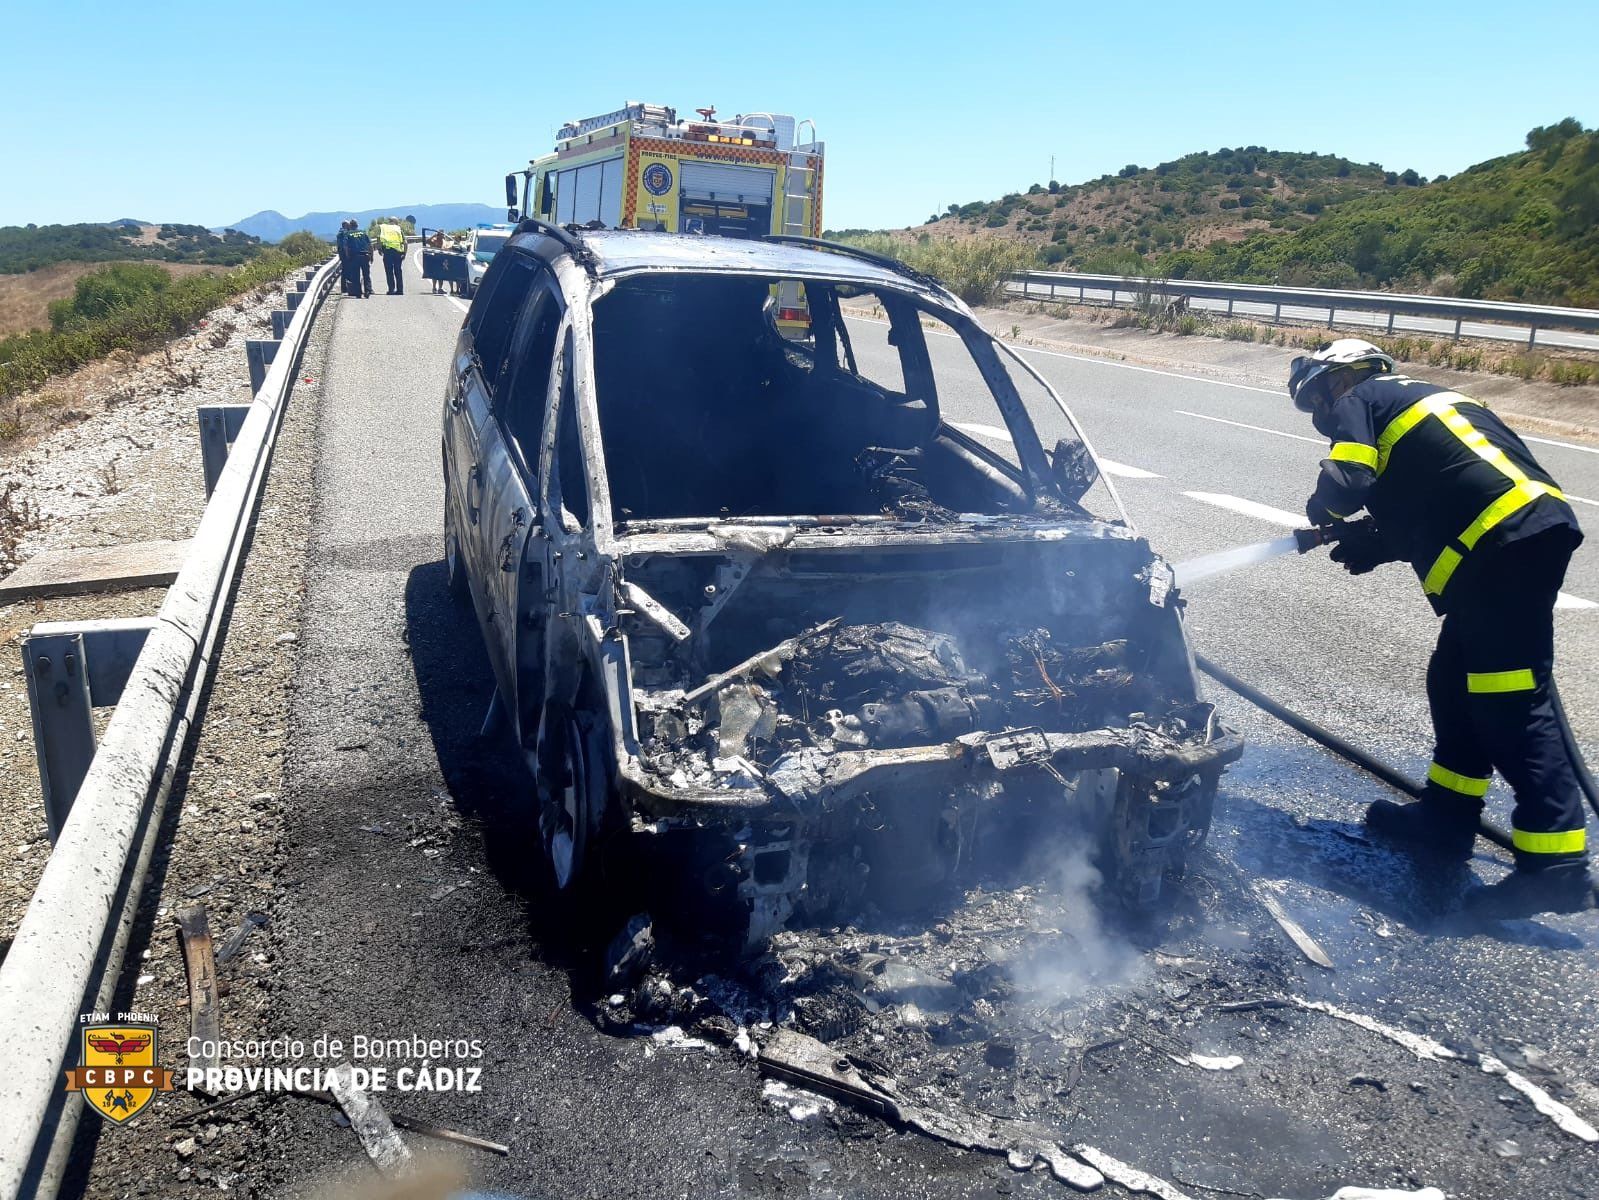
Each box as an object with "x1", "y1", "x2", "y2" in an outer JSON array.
[
  {"x1": 1252, "y1": 884, "x2": 1334, "y2": 970},
  {"x1": 324, "y1": 1063, "x2": 413, "y2": 1176},
  {"x1": 213, "y1": 910, "x2": 268, "y2": 965},
  {"x1": 758, "y1": 1027, "x2": 1124, "y2": 1192},
  {"x1": 174, "y1": 905, "x2": 221, "y2": 1072},
  {"x1": 1071, "y1": 1144, "x2": 1195, "y2": 1200},
  {"x1": 1251, "y1": 998, "x2": 1599, "y2": 1143},
  {"x1": 679, "y1": 618, "x2": 842, "y2": 707}
]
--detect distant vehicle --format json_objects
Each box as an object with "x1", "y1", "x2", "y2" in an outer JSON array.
[
  {"x1": 464, "y1": 223, "x2": 515, "y2": 297},
  {"x1": 440, "y1": 225, "x2": 1241, "y2": 948},
  {"x1": 505, "y1": 101, "x2": 823, "y2": 335}
]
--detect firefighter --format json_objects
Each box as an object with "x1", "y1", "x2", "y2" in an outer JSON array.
[
  {"x1": 346, "y1": 222, "x2": 373, "y2": 298},
  {"x1": 1289, "y1": 339, "x2": 1592, "y2": 918},
  {"x1": 377, "y1": 221, "x2": 406, "y2": 295}
]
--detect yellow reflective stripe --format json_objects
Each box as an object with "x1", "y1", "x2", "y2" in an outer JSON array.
[
  {"x1": 1420, "y1": 482, "x2": 1564, "y2": 595},
  {"x1": 1376, "y1": 396, "x2": 1440, "y2": 474},
  {"x1": 1428, "y1": 762, "x2": 1491, "y2": 797},
  {"x1": 1422, "y1": 547, "x2": 1463, "y2": 595},
  {"x1": 1511, "y1": 827, "x2": 1587, "y2": 855},
  {"x1": 1375, "y1": 393, "x2": 1498, "y2": 477},
  {"x1": 1436, "y1": 406, "x2": 1528, "y2": 485},
  {"x1": 1467, "y1": 668, "x2": 1537, "y2": 694},
  {"x1": 1460, "y1": 482, "x2": 1562, "y2": 551},
  {"x1": 1329, "y1": 442, "x2": 1379, "y2": 469}
]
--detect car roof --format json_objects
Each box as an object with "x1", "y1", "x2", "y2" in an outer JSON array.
[{"x1": 511, "y1": 228, "x2": 947, "y2": 296}]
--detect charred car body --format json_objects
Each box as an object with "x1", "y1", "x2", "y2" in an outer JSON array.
[{"x1": 441, "y1": 225, "x2": 1241, "y2": 946}]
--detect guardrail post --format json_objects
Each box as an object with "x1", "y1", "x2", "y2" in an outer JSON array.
[
  {"x1": 271, "y1": 309, "x2": 291, "y2": 339},
  {"x1": 198, "y1": 404, "x2": 253, "y2": 497},
  {"x1": 1452, "y1": 317, "x2": 1463, "y2": 342},
  {"x1": 1528, "y1": 326, "x2": 1539, "y2": 349},
  {"x1": 1078, "y1": 286, "x2": 1084, "y2": 302},
  {"x1": 21, "y1": 631, "x2": 96, "y2": 842},
  {"x1": 1273, "y1": 302, "x2": 1281, "y2": 323},
  {"x1": 295, "y1": 278, "x2": 310, "y2": 293},
  {"x1": 1327, "y1": 307, "x2": 1336, "y2": 329},
  {"x1": 1226, "y1": 298, "x2": 1234, "y2": 316},
  {"x1": 246, "y1": 338, "x2": 279, "y2": 394},
  {"x1": 1387, "y1": 311, "x2": 1396, "y2": 334},
  {"x1": 285, "y1": 290, "x2": 304, "y2": 312}
]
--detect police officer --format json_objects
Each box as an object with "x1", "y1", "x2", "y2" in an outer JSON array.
[
  {"x1": 377, "y1": 221, "x2": 406, "y2": 295},
  {"x1": 1290, "y1": 339, "x2": 1592, "y2": 917},
  {"x1": 335, "y1": 220, "x2": 355, "y2": 296},
  {"x1": 346, "y1": 222, "x2": 373, "y2": 298}
]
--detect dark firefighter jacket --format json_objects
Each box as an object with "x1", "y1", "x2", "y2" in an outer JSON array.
[{"x1": 1310, "y1": 374, "x2": 1582, "y2": 612}]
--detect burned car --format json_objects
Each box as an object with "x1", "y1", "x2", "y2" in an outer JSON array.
[{"x1": 441, "y1": 225, "x2": 1240, "y2": 945}]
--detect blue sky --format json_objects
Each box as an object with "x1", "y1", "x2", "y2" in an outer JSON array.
[{"x1": 4, "y1": 0, "x2": 1594, "y2": 232}]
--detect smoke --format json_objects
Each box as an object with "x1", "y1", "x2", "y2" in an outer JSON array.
[{"x1": 1010, "y1": 840, "x2": 1148, "y2": 1004}]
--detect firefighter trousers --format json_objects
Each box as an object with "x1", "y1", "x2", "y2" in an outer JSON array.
[{"x1": 1425, "y1": 529, "x2": 1587, "y2": 869}]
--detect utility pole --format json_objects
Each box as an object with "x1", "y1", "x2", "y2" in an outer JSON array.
[{"x1": 1050, "y1": 155, "x2": 1055, "y2": 185}]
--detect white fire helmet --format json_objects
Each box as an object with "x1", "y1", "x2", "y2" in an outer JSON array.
[{"x1": 1287, "y1": 339, "x2": 1395, "y2": 411}]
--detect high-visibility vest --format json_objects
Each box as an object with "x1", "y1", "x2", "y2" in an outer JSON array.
[{"x1": 377, "y1": 224, "x2": 404, "y2": 252}]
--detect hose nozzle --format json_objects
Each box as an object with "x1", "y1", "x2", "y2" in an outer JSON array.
[{"x1": 1295, "y1": 525, "x2": 1341, "y2": 554}]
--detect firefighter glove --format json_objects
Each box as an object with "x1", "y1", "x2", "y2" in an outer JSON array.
[{"x1": 1328, "y1": 517, "x2": 1393, "y2": 576}]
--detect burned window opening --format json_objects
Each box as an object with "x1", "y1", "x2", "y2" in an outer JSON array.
[{"x1": 591, "y1": 274, "x2": 1072, "y2": 526}]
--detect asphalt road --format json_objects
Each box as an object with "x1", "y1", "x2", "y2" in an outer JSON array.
[
  {"x1": 251, "y1": 259, "x2": 1599, "y2": 1199},
  {"x1": 1003, "y1": 282, "x2": 1599, "y2": 352}
]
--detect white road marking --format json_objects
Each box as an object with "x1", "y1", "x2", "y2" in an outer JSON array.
[
  {"x1": 848, "y1": 315, "x2": 1599, "y2": 459},
  {"x1": 1561, "y1": 491, "x2": 1598, "y2": 507},
  {"x1": 845, "y1": 312, "x2": 1286, "y2": 396},
  {"x1": 449, "y1": 297, "x2": 470, "y2": 315},
  {"x1": 1183, "y1": 491, "x2": 1307, "y2": 528},
  {"x1": 1174, "y1": 409, "x2": 1322, "y2": 444},
  {"x1": 1557, "y1": 592, "x2": 1598, "y2": 610},
  {"x1": 1525, "y1": 434, "x2": 1599, "y2": 456},
  {"x1": 1099, "y1": 459, "x2": 1162, "y2": 479},
  {"x1": 951, "y1": 421, "x2": 1012, "y2": 441},
  {"x1": 951, "y1": 421, "x2": 1160, "y2": 478}
]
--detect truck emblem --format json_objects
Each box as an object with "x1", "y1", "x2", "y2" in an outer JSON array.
[{"x1": 641, "y1": 163, "x2": 673, "y2": 196}]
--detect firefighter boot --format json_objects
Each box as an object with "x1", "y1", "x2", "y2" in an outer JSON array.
[
  {"x1": 1461, "y1": 859, "x2": 1597, "y2": 920},
  {"x1": 1364, "y1": 796, "x2": 1477, "y2": 862}
]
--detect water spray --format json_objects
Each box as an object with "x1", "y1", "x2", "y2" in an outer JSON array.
[{"x1": 1172, "y1": 524, "x2": 1343, "y2": 589}]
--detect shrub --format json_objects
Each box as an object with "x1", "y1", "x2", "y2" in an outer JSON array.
[
  {"x1": 1220, "y1": 320, "x2": 1257, "y2": 341},
  {"x1": 0, "y1": 241, "x2": 328, "y2": 400},
  {"x1": 1547, "y1": 359, "x2": 1596, "y2": 386}
]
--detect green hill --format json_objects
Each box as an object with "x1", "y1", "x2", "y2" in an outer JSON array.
[
  {"x1": 1163, "y1": 120, "x2": 1599, "y2": 306},
  {"x1": 0, "y1": 222, "x2": 267, "y2": 274},
  {"x1": 864, "y1": 119, "x2": 1598, "y2": 308}
]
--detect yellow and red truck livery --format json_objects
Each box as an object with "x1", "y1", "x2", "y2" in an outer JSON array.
[{"x1": 506, "y1": 102, "x2": 824, "y2": 330}]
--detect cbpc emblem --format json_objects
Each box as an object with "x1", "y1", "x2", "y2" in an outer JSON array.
[
  {"x1": 641, "y1": 162, "x2": 673, "y2": 196},
  {"x1": 64, "y1": 1023, "x2": 174, "y2": 1124}
]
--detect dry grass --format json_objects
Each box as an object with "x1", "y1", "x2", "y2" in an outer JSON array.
[{"x1": 0, "y1": 261, "x2": 222, "y2": 339}]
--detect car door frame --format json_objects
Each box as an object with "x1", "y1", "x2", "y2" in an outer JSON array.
[{"x1": 482, "y1": 271, "x2": 568, "y2": 743}]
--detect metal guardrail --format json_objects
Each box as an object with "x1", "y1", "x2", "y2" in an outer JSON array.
[
  {"x1": 1010, "y1": 270, "x2": 1599, "y2": 348},
  {"x1": 0, "y1": 255, "x2": 338, "y2": 1198}
]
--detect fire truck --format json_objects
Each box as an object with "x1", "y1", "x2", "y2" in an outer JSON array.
[{"x1": 505, "y1": 102, "x2": 824, "y2": 330}]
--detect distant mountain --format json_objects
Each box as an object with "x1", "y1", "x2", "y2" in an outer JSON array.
[{"x1": 221, "y1": 204, "x2": 505, "y2": 243}]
